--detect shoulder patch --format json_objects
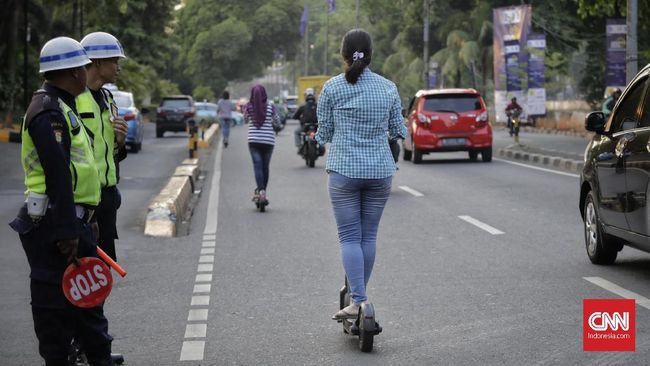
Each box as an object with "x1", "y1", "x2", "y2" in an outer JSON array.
[{"x1": 67, "y1": 111, "x2": 80, "y2": 130}]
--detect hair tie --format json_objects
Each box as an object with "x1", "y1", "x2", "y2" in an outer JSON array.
[{"x1": 352, "y1": 51, "x2": 364, "y2": 62}]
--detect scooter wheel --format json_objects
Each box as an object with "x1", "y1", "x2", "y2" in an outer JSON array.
[{"x1": 359, "y1": 316, "x2": 374, "y2": 352}]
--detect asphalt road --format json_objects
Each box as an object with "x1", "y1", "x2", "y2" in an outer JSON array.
[{"x1": 1, "y1": 121, "x2": 649, "y2": 365}]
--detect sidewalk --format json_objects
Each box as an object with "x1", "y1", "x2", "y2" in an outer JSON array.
[{"x1": 493, "y1": 126, "x2": 591, "y2": 174}]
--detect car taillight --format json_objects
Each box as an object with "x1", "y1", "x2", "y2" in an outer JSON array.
[
  {"x1": 157, "y1": 108, "x2": 166, "y2": 118},
  {"x1": 417, "y1": 113, "x2": 429, "y2": 123},
  {"x1": 475, "y1": 111, "x2": 488, "y2": 124},
  {"x1": 124, "y1": 112, "x2": 136, "y2": 121},
  {"x1": 184, "y1": 111, "x2": 195, "y2": 118}
]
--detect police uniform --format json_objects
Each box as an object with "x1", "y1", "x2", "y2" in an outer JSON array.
[
  {"x1": 10, "y1": 82, "x2": 113, "y2": 366},
  {"x1": 77, "y1": 88, "x2": 126, "y2": 261}
]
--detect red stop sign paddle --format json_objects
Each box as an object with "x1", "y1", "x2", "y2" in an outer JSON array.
[{"x1": 62, "y1": 257, "x2": 113, "y2": 308}]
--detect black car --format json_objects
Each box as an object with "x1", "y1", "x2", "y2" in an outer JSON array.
[
  {"x1": 156, "y1": 95, "x2": 196, "y2": 138},
  {"x1": 580, "y1": 63, "x2": 650, "y2": 264}
]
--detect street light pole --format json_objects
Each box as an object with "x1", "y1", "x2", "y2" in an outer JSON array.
[
  {"x1": 423, "y1": 0, "x2": 429, "y2": 89},
  {"x1": 356, "y1": 0, "x2": 359, "y2": 28},
  {"x1": 324, "y1": 10, "x2": 329, "y2": 75},
  {"x1": 626, "y1": 0, "x2": 638, "y2": 83}
]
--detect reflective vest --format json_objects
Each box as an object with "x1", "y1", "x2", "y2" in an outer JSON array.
[
  {"x1": 21, "y1": 94, "x2": 100, "y2": 206},
  {"x1": 76, "y1": 88, "x2": 117, "y2": 188}
]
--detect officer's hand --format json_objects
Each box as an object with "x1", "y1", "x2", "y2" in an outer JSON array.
[
  {"x1": 57, "y1": 238, "x2": 79, "y2": 266},
  {"x1": 112, "y1": 118, "x2": 128, "y2": 147}
]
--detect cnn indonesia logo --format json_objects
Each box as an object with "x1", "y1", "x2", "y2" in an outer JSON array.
[{"x1": 583, "y1": 299, "x2": 635, "y2": 352}]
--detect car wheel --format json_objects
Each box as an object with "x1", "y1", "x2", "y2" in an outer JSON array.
[
  {"x1": 584, "y1": 191, "x2": 619, "y2": 265},
  {"x1": 482, "y1": 147, "x2": 492, "y2": 162},
  {"x1": 156, "y1": 129, "x2": 164, "y2": 138},
  {"x1": 413, "y1": 146, "x2": 423, "y2": 164},
  {"x1": 468, "y1": 150, "x2": 478, "y2": 161}
]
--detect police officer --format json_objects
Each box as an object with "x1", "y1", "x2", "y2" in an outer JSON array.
[
  {"x1": 77, "y1": 32, "x2": 128, "y2": 261},
  {"x1": 9, "y1": 37, "x2": 114, "y2": 366}
]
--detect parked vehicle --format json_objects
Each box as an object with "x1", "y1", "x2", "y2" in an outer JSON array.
[
  {"x1": 231, "y1": 111, "x2": 244, "y2": 126},
  {"x1": 112, "y1": 90, "x2": 145, "y2": 153},
  {"x1": 580, "y1": 63, "x2": 650, "y2": 264},
  {"x1": 402, "y1": 88, "x2": 492, "y2": 163},
  {"x1": 286, "y1": 95, "x2": 298, "y2": 115},
  {"x1": 156, "y1": 95, "x2": 195, "y2": 138},
  {"x1": 195, "y1": 102, "x2": 218, "y2": 125}
]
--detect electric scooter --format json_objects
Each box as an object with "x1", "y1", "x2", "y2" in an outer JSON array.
[{"x1": 337, "y1": 277, "x2": 382, "y2": 352}]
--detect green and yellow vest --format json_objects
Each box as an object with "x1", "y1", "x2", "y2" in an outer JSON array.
[
  {"x1": 76, "y1": 88, "x2": 117, "y2": 188},
  {"x1": 21, "y1": 92, "x2": 101, "y2": 206}
]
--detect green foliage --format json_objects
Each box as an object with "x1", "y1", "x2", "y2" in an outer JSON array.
[{"x1": 193, "y1": 86, "x2": 215, "y2": 102}]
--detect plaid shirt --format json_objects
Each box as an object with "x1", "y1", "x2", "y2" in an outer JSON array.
[{"x1": 315, "y1": 68, "x2": 407, "y2": 179}]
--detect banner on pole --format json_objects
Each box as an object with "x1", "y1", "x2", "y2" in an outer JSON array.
[
  {"x1": 493, "y1": 5, "x2": 532, "y2": 122},
  {"x1": 606, "y1": 18, "x2": 626, "y2": 91},
  {"x1": 527, "y1": 33, "x2": 546, "y2": 116}
]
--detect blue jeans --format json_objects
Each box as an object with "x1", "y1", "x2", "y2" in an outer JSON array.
[
  {"x1": 220, "y1": 118, "x2": 232, "y2": 140},
  {"x1": 328, "y1": 171, "x2": 392, "y2": 304},
  {"x1": 248, "y1": 143, "x2": 274, "y2": 190}
]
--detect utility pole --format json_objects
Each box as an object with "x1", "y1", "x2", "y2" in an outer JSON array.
[
  {"x1": 423, "y1": 0, "x2": 430, "y2": 89},
  {"x1": 355, "y1": 0, "x2": 360, "y2": 28},
  {"x1": 23, "y1": 0, "x2": 29, "y2": 112},
  {"x1": 626, "y1": 0, "x2": 638, "y2": 83},
  {"x1": 324, "y1": 10, "x2": 329, "y2": 75},
  {"x1": 304, "y1": 22, "x2": 309, "y2": 75}
]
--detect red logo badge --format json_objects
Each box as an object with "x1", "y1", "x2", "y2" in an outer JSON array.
[
  {"x1": 583, "y1": 299, "x2": 635, "y2": 352},
  {"x1": 62, "y1": 257, "x2": 113, "y2": 308}
]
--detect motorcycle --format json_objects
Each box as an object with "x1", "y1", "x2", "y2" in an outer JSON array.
[
  {"x1": 506, "y1": 108, "x2": 522, "y2": 139},
  {"x1": 300, "y1": 123, "x2": 324, "y2": 168}
]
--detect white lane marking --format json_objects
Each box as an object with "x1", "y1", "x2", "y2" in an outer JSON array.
[
  {"x1": 494, "y1": 158, "x2": 580, "y2": 178},
  {"x1": 191, "y1": 296, "x2": 210, "y2": 306},
  {"x1": 203, "y1": 234, "x2": 216, "y2": 240},
  {"x1": 202, "y1": 241, "x2": 215, "y2": 248},
  {"x1": 180, "y1": 341, "x2": 205, "y2": 361},
  {"x1": 203, "y1": 139, "x2": 224, "y2": 235},
  {"x1": 200, "y1": 248, "x2": 215, "y2": 255},
  {"x1": 197, "y1": 264, "x2": 213, "y2": 272},
  {"x1": 199, "y1": 255, "x2": 214, "y2": 263},
  {"x1": 458, "y1": 215, "x2": 505, "y2": 235},
  {"x1": 188, "y1": 309, "x2": 209, "y2": 321},
  {"x1": 399, "y1": 185, "x2": 424, "y2": 197},
  {"x1": 195, "y1": 274, "x2": 212, "y2": 282},
  {"x1": 193, "y1": 284, "x2": 211, "y2": 293},
  {"x1": 184, "y1": 323, "x2": 207, "y2": 338},
  {"x1": 584, "y1": 277, "x2": 650, "y2": 310}
]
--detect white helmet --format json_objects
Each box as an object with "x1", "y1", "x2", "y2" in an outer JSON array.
[
  {"x1": 80, "y1": 32, "x2": 126, "y2": 59},
  {"x1": 304, "y1": 88, "x2": 315, "y2": 97},
  {"x1": 39, "y1": 37, "x2": 92, "y2": 73}
]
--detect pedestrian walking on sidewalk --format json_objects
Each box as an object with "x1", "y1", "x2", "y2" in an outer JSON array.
[
  {"x1": 315, "y1": 29, "x2": 407, "y2": 320},
  {"x1": 217, "y1": 90, "x2": 235, "y2": 147},
  {"x1": 244, "y1": 84, "x2": 281, "y2": 207}
]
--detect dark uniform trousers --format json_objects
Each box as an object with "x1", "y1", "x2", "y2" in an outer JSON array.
[
  {"x1": 11, "y1": 206, "x2": 113, "y2": 366},
  {"x1": 96, "y1": 186, "x2": 121, "y2": 261}
]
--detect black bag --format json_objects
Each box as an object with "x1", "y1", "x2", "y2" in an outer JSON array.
[{"x1": 302, "y1": 101, "x2": 318, "y2": 125}]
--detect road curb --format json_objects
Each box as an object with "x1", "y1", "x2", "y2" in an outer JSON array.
[
  {"x1": 497, "y1": 147, "x2": 583, "y2": 173},
  {"x1": 199, "y1": 124, "x2": 219, "y2": 148},
  {"x1": 144, "y1": 176, "x2": 193, "y2": 237}
]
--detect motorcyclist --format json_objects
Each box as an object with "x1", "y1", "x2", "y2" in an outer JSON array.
[
  {"x1": 293, "y1": 88, "x2": 318, "y2": 152},
  {"x1": 505, "y1": 97, "x2": 523, "y2": 137},
  {"x1": 602, "y1": 88, "x2": 622, "y2": 118}
]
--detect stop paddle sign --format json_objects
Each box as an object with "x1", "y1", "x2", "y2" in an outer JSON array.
[{"x1": 62, "y1": 257, "x2": 113, "y2": 308}]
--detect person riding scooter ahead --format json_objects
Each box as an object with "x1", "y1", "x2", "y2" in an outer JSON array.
[
  {"x1": 293, "y1": 88, "x2": 319, "y2": 153},
  {"x1": 505, "y1": 97, "x2": 523, "y2": 137}
]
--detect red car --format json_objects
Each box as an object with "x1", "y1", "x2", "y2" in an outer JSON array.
[{"x1": 402, "y1": 88, "x2": 493, "y2": 163}]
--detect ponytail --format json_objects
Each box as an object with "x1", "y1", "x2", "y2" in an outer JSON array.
[{"x1": 340, "y1": 29, "x2": 372, "y2": 85}]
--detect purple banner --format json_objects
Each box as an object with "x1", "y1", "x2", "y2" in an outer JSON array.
[
  {"x1": 492, "y1": 5, "x2": 532, "y2": 91},
  {"x1": 527, "y1": 33, "x2": 545, "y2": 89},
  {"x1": 505, "y1": 40, "x2": 522, "y2": 91},
  {"x1": 606, "y1": 18, "x2": 626, "y2": 87}
]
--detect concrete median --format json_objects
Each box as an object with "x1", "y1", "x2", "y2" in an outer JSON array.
[
  {"x1": 497, "y1": 146, "x2": 583, "y2": 174},
  {"x1": 144, "y1": 175, "x2": 193, "y2": 237}
]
